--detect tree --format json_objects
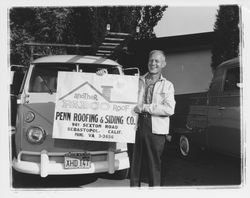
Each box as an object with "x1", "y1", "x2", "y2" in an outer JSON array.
[
  {"x1": 10, "y1": 6, "x2": 166, "y2": 65},
  {"x1": 211, "y1": 5, "x2": 240, "y2": 71},
  {"x1": 10, "y1": 7, "x2": 72, "y2": 65},
  {"x1": 135, "y1": 6, "x2": 166, "y2": 39},
  {"x1": 10, "y1": 8, "x2": 36, "y2": 65},
  {"x1": 67, "y1": 6, "x2": 166, "y2": 48}
]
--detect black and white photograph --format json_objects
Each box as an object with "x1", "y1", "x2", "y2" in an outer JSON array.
[{"x1": 1, "y1": 0, "x2": 250, "y2": 197}]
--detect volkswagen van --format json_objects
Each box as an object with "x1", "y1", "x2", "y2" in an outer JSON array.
[{"x1": 11, "y1": 55, "x2": 133, "y2": 178}]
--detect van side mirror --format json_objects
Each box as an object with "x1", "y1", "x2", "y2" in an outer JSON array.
[
  {"x1": 10, "y1": 65, "x2": 27, "y2": 95},
  {"x1": 10, "y1": 65, "x2": 27, "y2": 127},
  {"x1": 123, "y1": 67, "x2": 140, "y2": 76}
]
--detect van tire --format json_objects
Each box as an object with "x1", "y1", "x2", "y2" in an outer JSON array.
[{"x1": 112, "y1": 168, "x2": 129, "y2": 180}]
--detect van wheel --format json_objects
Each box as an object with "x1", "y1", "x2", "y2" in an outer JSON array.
[
  {"x1": 112, "y1": 168, "x2": 129, "y2": 180},
  {"x1": 179, "y1": 135, "x2": 197, "y2": 160}
]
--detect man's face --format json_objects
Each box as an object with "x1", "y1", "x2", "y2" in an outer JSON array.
[{"x1": 148, "y1": 52, "x2": 166, "y2": 75}]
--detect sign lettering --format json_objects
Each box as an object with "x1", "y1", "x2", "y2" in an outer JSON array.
[{"x1": 52, "y1": 72, "x2": 139, "y2": 143}]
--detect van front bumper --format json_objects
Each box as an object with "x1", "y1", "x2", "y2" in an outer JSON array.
[{"x1": 12, "y1": 150, "x2": 129, "y2": 177}]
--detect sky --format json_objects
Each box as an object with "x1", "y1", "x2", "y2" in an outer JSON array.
[{"x1": 154, "y1": 6, "x2": 219, "y2": 37}]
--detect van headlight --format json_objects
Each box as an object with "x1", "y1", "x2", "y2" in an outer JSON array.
[{"x1": 26, "y1": 127, "x2": 46, "y2": 144}]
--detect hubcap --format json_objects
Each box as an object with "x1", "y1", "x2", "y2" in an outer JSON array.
[{"x1": 180, "y1": 135, "x2": 189, "y2": 156}]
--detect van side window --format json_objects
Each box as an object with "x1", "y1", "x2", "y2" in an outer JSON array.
[{"x1": 223, "y1": 67, "x2": 240, "y2": 91}]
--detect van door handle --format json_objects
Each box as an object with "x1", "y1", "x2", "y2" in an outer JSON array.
[{"x1": 218, "y1": 107, "x2": 225, "y2": 110}]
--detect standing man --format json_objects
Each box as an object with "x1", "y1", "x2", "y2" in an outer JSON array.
[{"x1": 130, "y1": 50, "x2": 176, "y2": 187}]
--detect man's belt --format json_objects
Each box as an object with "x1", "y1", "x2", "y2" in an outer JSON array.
[{"x1": 139, "y1": 112, "x2": 151, "y2": 118}]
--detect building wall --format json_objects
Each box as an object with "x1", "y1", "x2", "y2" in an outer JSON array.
[{"x1": 163, "y1": 49, "x2": 213, "y2": 95}]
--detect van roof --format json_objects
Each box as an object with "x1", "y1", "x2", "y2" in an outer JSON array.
[{"x1": 32, "y1": 55, "x2": 121, "y2": 66}]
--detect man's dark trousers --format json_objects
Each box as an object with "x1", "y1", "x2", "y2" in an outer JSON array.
[{"x1": 130, "y1": 113, "x2": 166, "y2": 187}]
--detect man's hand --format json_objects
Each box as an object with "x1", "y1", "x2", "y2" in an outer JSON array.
[
  {"x1": 166, "y1": 134, "x2": 172, "y2": 142},
  {"x1": 134, "y1": 104, "x2": 143, "y2": 114},
  {"x1": 96, "y1": 69, "x2": 108, "y2": 76}
]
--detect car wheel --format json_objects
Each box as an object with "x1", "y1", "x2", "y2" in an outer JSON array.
[{"x1": 179, "y1": 135, "x2": 197, "y2": 160}]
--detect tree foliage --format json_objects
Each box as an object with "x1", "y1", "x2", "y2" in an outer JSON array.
[
  {"x1": 136, "y1": 6, "x2": 166, "y2": 39},
  {"x1": 211, "y1": 5, "x2": 239, "y2": 71},
  {"x1": 9, "y1": 6, "x2": 166, "y2": 66},
  {"x1": 10, "y1": 7, "x2": 72, "y2": 65}
]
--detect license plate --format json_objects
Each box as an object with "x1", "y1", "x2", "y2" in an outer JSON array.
[{"x1": 64, "y1": 152, "x2": 91, "y2": 169}]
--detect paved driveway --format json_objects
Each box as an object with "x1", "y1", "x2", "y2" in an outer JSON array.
[{"x1": 12, "y1": 144, "x2": 242, "y2": 188}]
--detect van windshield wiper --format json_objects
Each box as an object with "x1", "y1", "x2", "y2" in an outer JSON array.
[{"x1": 37, "y1": 76, "x2": 53, "y2": 94}]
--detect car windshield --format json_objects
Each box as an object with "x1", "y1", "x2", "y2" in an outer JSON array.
[{"x1": 28, "y1": 63, "x2": 120, "y2": 93}]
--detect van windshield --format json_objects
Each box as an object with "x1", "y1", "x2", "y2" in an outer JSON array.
[{"x1": 28, "y1": 63, "x2": 120, "y2": 93}]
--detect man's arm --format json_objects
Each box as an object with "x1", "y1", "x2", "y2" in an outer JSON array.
[{"x1": 134, "y1": 78, "x2": 145, "y2": 113}]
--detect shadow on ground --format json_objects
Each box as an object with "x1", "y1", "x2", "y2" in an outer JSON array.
[
  {"x1": 11, "y1": 143, "x2": 242, "y2": 188},
  {"x1": 161, "y1": 143, "x2": 242, "y2": 186},
  {"x1": 12, "y1": 169, "x2": 98, "y2": 188}
]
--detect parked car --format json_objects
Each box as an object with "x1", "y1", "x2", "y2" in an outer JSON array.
[
  {"x1": 170, "y1": 57, "x2": 241, "y2": 159},
  {"x1": 11, "y1": 55, "x2": 137, "y2": 178}
]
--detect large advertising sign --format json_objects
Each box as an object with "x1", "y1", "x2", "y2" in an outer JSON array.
[{"x1": 52, "y1": 72, "x2": 139, "y2": 143}]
